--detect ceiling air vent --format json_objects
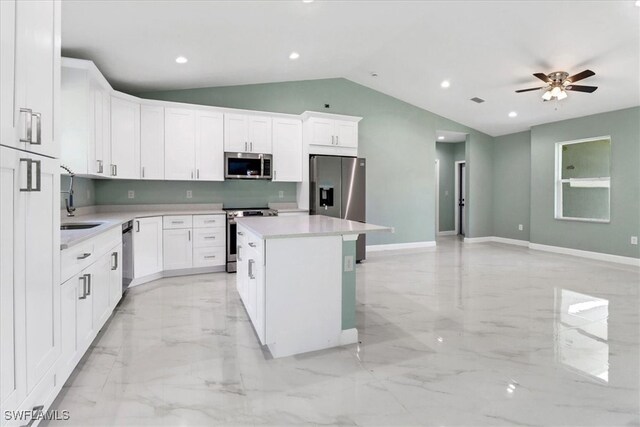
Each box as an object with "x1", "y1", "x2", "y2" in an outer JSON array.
[{"x1": 470, "y1": 97, "x2": 485, "y2": 103}]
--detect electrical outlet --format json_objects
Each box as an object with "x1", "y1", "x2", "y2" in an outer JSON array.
[
  {"x1": 631, "y1": 236, "x2": 638, "y2": 245},
  {"x1": 344, "y1": 255, "x2": 354, "y2": 272},
  {"x1": 278, "y1": 190, "x2": 284, "y2": 199},
  {"x1": 186, "y1": 190, "x2": 193, "y2": 199},
  {"x1": 127, "y1": 190, "x2": 135, "y2": 199},
  {"x1": 87, "y1": 189, "x2": 91, "y2": 199},
  {"x1": 518, "y1": 224, "x2": 523, "y2": 231},
  {"x1": 445, "y1": 190, "x2": 449, "y2": 196}
]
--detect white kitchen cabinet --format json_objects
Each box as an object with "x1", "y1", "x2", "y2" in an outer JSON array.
[
  {"x1": 236, "y1": 225, "x2": 265, "y2": 342},
  {"x1": 272, "y1": 118, "x2": 302, "y2": 182},
  {"x1": 59, "y1": 273, "x2": 81, "y2": 382},
  {"x1": 133, "y1": 216, "x2": 163, "y2": 278},
  {"x1": 91, "y1": 253, "x2": 112, "y2": 330},
  {"x1": 306, "y1": 116, "x2": 359, "y2": 149},
  {"x1": 3, "y1": 0, "x2": 61, "y2": 158},
  {"x1": 61, "y1": 58, "x2": 112, "y2": 176},
  {"x1": 109, "y1": 244, "x2": 123, "y2": 309},
  {"x1": 110, "y1": 94, "x2": 140, "y2": 179},
  {"x1": 195, "y1": 110, "x2": 224, "y2": 181},
  {"x1": 140, "y1": 104, "x2": 164, "y2": 180},
  {"x1": 224, "y1": 113, "x2": 272, "y2": 154},
  {"x1": 0, "y1": 146, "x2": 60, "y2": 417},
  {"x1": 163, "y1": 228, "x2": 193, "y2": 270},
  {"x1": 164, "y1": 107, "x2": 196, "y2": 180}
]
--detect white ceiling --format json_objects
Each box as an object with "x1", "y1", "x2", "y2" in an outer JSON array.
[{"x1": 61, "y1": 0, "x2": 640, "y2": 136}]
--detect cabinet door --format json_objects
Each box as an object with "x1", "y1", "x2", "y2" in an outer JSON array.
[
  {"x1": 59, "y1": 274, "x2": 80, "y2": 383},
  {"x1": 110, "y1": 96, "x2": 140, "y2": 179},
  {"x1": 163, "y1": 229, "x2": 193, "y2": 270},
  {"x1": 90, "y1": 88, "x2": 112, "y2": 176},
  {"x1": 0, "y1": 146, "x2": 22, "y2": 415},
  {"x1": 224, "y1": 113, "x2": 248, "y2": 152},
  {"x1": 109, "y1": 245, "x2": 122, "y2": 309},
  {"x1": 23, "y1": 153, "x2": 60, "y2": 393},
  {"x1": 272, "y1": 118, "x2": 302, "y2": 182},
  {"x1": 76, "y1": 273, "x2": 94, "y2": 355},
  {"x1": 245, "y1": 247, "x2": 258, "y2": 323},
  {"x1": 195, "y1": 110, "x2": 224, "y2": 181},
  {"x1": 0, "y1": 0, "x2": 17, "y2": 149},
  {"x1": 248, "y1": 115, "x2": 272, "y2": 153},
  {"x1": 334, "y1": 120, "x2": 358, "y2": 148},
  {"x1": 307, "y1": 117, "x2": 334, "y2": 146},
  {"x1": 14, "y1": 0, "x2": 60, "y2": 157},
  {"x1": 133, "y1": 217, "x2": 163, "y2": 278},
  {"x1": 140, "y1": 105, "x2": 164, "y2": 180},
  {"x1": 164, "y1": 108, "x2": 195, "y2": 180},
  {"x1": 236, "y1": 230, "x2": 248, "y2": 302},
  {"x1": 90, "y1": 254, "x2": 111, "y2": 331}
]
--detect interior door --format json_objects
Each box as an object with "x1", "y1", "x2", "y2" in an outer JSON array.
[
  {"x1": 164, "y1": 108, "x2": 195, "y2": 180},
  {"x1": 459, "y1": 163, "x2": 466, "y2": 236}
]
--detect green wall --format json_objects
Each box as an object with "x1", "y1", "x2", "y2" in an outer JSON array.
[
  {"x1": 60, "y1": 176, "x2": 96, "y2": 209},
  {"x1": 493, "y1": 131, "x2": 531, "y2": 241},
  {"x1": 138, "y1": 78, "x2": 494, "y2": 245},
  {"x1": 436, "y1": 141, "x2": 465, "y2": 232},
  {"x1": 530, "y1": 107, "x2": 639, "y2": 258},
  {"x1": 94, "y1": 179, "x2": 296, "y2": 208}
]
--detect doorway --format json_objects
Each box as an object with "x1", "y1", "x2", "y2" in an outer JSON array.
[
  {"x1": 435, "y1": 159, "x2": 440, "y2": 236},
  {"x1": 454, "y1": 161, "x2": 466, "y2": 236}
]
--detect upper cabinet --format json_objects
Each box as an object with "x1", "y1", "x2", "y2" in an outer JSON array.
[
  {"x1": 306, "y1": 115, "x2": 359, "y2": 149},
  {"x1": 1, "y1": 0, "x2": 60, "y2": 158},
  {"x1": 224, "y1": 113, "x2": 272, "y2": 154},
  {"x1": 195, "y1": 110, "x2": 224, "y2": 181},
  {"x1": 61, "y1": 58, "x2": 111, "y2": 176},
  {"x1": 272, "y1": 118, "x2": 302, "y2": 182},
  {"x1": 140, "y1": 104, "x2": 164, "y2": 180},
  {"x1": 110, "y1": 94, "x2": 140, "y2": 179}
]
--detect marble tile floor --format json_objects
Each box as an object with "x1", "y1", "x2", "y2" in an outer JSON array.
[{"x1": 46, "y1": 236, "x2": 640, "y2": 426}]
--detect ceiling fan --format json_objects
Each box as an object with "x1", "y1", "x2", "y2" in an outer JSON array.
[{"x1": 515, "y1": 70, "x2": 597, "y2": 101}]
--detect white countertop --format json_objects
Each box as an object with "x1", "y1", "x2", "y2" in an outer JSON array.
[
  {"x1": 60, "y1": 207, "x2": 225, "y2": 250},
  {"x1": 235, "y1": 215, "x2": 392, "y2": 240}
]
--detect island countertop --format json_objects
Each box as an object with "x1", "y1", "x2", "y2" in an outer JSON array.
[{"x1": 235, "y1": 214, "x2": 392, "y2": 239}]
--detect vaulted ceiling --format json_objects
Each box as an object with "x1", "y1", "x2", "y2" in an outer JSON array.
[{"x1": 62, "y1": 0, "x2": 640, "y2": 136}]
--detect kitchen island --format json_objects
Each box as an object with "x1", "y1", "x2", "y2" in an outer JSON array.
[{"x1": 235, "y1": 215, "x2": 392, "y2": 358}]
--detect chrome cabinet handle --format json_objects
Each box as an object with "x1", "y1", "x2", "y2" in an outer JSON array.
[
  {"x1": 204, "y1": 236, "x2": 215, "y2": 239},
  {"x1": 237, "y1": 245, "x2": 242, "y2": 261},
  {"x1": 111, "y1": 164, "x2": 117, "y2": 176},
  {"x1": 204, "y1": 255, "x2": 216, "y2": 259},
  {"x1": 248, "y1": 242, "x2": 256, "y2": 248},
  {"x1": 31, "y1": 160, "x2": 41, "y2": 192},
  {"x1": 78, "y1": 276, "x2": 87, "y2": 299},
  {"x1": 76, "y1": 252, "x2": 91, "y2": 260},
  {"x1": 237, "y1": 231, "x2": 244, "y2": 236},
  {"x1": 197, "y1": 169, "x2": 200, "y2": 179},
  {"x1": 31, "y1": 112, "x2": 42, "y2": 145},
  {"x1": 171, "y1": 221, "x2": 184, "y2": 224},
  {"x1": 84, "y1": 273, "x2": 91, "y2": 295},
  {"x1": 136, "y1": 220, "x2": 140, "y2": 232},
  {"x1": 336, "y1": 135, "x2": 339, "y2": 145},
  {"x1": 188, "y1": 230, "x2": 191, "y2": 241},
  {"x1": 248, "y1": 259, "x2": 255, "y2": 279},
  {"x1": 274, "y1": 170, "x2": 276, "y2": 180},
  {"x1": 97, "y1": 160, "x2": 104, "y2": 174},
  {"x1": 204, "y1": 220, "x2": 216, "y2": 223},
  {"x1": 331, "y1": 135, "x2": 335, "y2": 145},
  {"x1": 19, "y1": 108, "x2": 32, "y2": 143},
  {"x1": 244, "y1": 142, "x2": 247, "y2": 151},
  {"x1": 250, "y1": 142, "x2": 253, "y2": 152},
  {"x1": 19, "y1": 158, "x2": 32, "y2": 191},
  {"x1": 111, "y1": 252, "x2": 118, "y2": 270},
  {"x1": 141, "y1": 166, "x2": 145, "y2": 178},
  {"x1": 18, "y1": 158, "x2": 41, "y2": 192}
]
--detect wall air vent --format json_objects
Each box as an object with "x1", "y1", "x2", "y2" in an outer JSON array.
[{"x1": 470, "y1": 97, "x2": 485, "y2": 103}]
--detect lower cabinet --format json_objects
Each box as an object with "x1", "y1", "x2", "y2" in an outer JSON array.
[
  {"x1": 133, "y1": 216, "x2": 163, "y2": 278},
  {"x1": 236, "y1": 224, "x2": 266, "y2": 343},
  {"x1": 59, "y1": 242, "x2": 122, "y2": 386},
  {"x1": 163, "y1": 228, "x2": 193, "y2": 270},
  {"x1": 163, "y1": 214, "x2": 226, "y2": 271}
]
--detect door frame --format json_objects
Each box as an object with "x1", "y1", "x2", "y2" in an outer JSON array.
[
  {"x1": 454, "y1": 160, "x2": 466, "y2": 235},
  {"x1": 435, "y1": 159, "x2": 440, "y2": 236}
]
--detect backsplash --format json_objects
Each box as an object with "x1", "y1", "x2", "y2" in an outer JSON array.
[
  {"x1": 94, "y1": 179, "x2": 297, "y2": 208},
  {"x1": 60, "y1": 176, "x2": 96, "y2": 209}
]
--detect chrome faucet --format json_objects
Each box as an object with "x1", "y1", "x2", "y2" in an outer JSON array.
[{"x1": 60, "y1": 165, "x2": 76, "y2": 217}]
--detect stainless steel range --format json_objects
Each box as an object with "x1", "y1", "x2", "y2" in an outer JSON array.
[{"x1": 225, "y1": 208, "x2": 277, "y2": 272}]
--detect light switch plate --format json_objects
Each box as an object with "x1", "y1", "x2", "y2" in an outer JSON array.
[
  {"x1": 186, "y1": 190, "x2": 193, "y2": 199},
  {"x1": 344, "y1": 255, "x2": 354, "y2": 272},
  {"x1": 127, "y1": 190, "x2": 135, "y2": 199},
  {"x1": 631, "y1": 236, "x2": 638, "y2": 245}
]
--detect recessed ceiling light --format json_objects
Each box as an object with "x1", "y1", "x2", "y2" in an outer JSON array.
[
  {"x1": 438, "y1": 136, "x2": 445, "y2": 140},
  {"x1": 440, "y1": 80, "x2": 450, "y2": 88},
  {"x1": 508, "y1": 111, "x2": 518, "y2": 118},
  {"x1": 289, "y1": 52, "x2": 300, "y2": 60},
  {"x1": 175, "y1": 56, "x2": 188, "y2": 64}
]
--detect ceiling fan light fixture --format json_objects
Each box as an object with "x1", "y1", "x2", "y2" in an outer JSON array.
[
  {"x1": 550, "y1": 86, "x2": 562, "y2": 97},
  {"x1": 542, "y1": 90, "x2": 553, "y2": 101},
  {"x1": 557, "y1": 90, "x2": 568, "y2": 100}
]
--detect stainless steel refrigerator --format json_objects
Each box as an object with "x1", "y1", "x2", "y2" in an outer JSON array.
[{"x1": 309, "y1": 155, "x2": 366, "y2": 261}]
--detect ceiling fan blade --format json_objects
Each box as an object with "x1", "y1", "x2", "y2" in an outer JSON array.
[
  {"x1": 567, "y1": 69, "x2": 595, "y2": 83},
  {"x1": 566, "y1": 85, "x2": 598, "y2": 93},
  {"x1": 515, "y1": 87, "x2": 544, "y2": 93},
  {"x1": 533, "y1": 73, "x2": 552, "y2": 83}
]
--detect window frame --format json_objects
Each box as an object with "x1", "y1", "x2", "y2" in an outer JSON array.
[{"x1": 554, "y1": 135, "x2": 611, "y2": 224}]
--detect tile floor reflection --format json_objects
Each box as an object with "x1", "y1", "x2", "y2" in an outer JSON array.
[{"x1": 46, "y1": 237, "x2": 640, "y2": 426}]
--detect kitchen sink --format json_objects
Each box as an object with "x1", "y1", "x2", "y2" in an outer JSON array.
[{"x1": 60, "y1": 223, "x2": 102, "y2": 230}]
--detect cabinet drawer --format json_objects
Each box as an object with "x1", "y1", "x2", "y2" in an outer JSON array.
[
  {"x1": 245, "y1": 233, "x2": 264, "y2": 264},
  {"x1": 193, "y1": 228, "x2": 225, "y2": 248},
  {"x1": 193, "y1": 214, "x2": 225, "y2": 229},
  {"x1": 163, "y1": 215, "x2": 192, "y2": 229},
  {"x1": 193, "y1": 247, "x2": 225, "y2": 267}
]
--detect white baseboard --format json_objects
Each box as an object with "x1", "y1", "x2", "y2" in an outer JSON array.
[
  {"x1": 339, "y1": 328, "x2": 358, "y2": 346},
  {"x1": 438, "y1": 230, "x2": 457, "y2": 236},
  {"x1": 492, "y1": 237, "x2": 530, "y2": 247},
  {"x1": 128, "y1": 265, "x2": 226, "y2": 288},
  {"x1": 463, "y1": 236, "x2": 493, "y2": 243},
  {"x1": 529, "y1": 243, "x2": 640, "y2": 267},
  {"x1": 367, "y1": 241, "x2": 436, "y2": 252}
]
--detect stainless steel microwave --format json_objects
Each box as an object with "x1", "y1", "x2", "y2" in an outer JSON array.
[{"x1": 224, "y1": 152, "x2": 272, "y2": 180}]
